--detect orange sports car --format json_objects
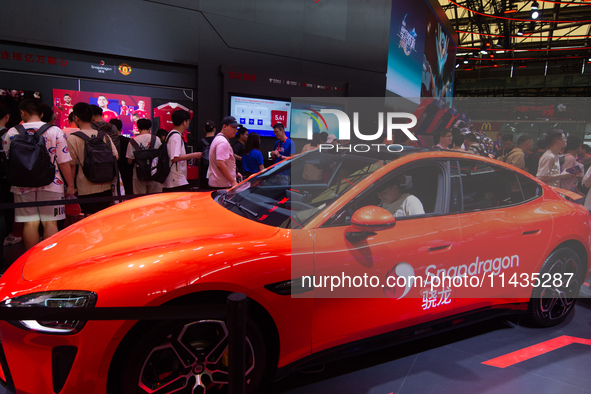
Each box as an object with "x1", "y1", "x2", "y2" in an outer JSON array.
[{"x1": 0, "y1": 148, "x2": 588, "y2": 394}]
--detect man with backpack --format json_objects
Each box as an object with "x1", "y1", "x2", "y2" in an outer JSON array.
[
  {"x1": 161, "y1": 110, "x2": 202, "y2": 192},
  {"x1": 90, "y1": 104, "x2": 121, "y2": 153},
  {"x1": 126, "y1": 118, "x2": 162, "y2": 195},
  {"x1": 67, "y1": 103, "x2": 119, "y2": 216},
  {"x1": 2, "y1": 99, "x2": 75, "y2": 249}
]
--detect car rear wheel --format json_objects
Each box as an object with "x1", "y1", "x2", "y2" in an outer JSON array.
[
  {"x1": 115, "y1": 313, "x2": 266, "y2": 394},
  {"x1": 526, "y1": 247, "x2": 583, "y2": 327}
]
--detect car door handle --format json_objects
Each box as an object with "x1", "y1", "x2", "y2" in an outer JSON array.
[
  {"x1": 428, "y1": 243, "x2": 452, "y2": 252},
  {"x1": 522, "y1": 230, "x2": 541, "y2": 235}
]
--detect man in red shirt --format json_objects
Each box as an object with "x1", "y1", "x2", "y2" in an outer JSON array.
[
  {"x1": 57, "y1": 93, "x2": 74, "y2": 129},
  {"x1": 97, "y1": 95, "x2": 119, "y2": 123},
  {"x1": 132, "y1": 100, "x2": 149, "y2": 120},
  {"x1": 120, "y1": 100, "x2": 129, "y2": 116}
]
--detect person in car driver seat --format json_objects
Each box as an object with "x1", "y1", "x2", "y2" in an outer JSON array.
[{"x1": 376, "y1": 174, "x2": 425, "y2": 217}]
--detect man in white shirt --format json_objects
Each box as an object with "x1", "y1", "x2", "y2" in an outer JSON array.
[
  {"x1": 376, "y1": 175, "x2": 425, "y2": 217},
  {"x1": 126, "y1": 118, "x2": 162, "y2": 195},
  {"x1": 162, "y1": 110, "x2": 202, "y2": 192},
  {"x1": 208, "y1": 116, "x2": 243, "y2": 189},
  {"x1": 536, "y1": 130, "x2": 574, "y2": 188},
  {"x1": 3, "y1": 99, "x2": 75, "y2": 249}
]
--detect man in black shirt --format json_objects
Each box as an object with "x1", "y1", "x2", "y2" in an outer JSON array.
[
  {"x1": 232, "y1": 126, "x2": 249, "y2": 176},
  {"x1": 196, "y1": 120, "x2": 217, "y2": 190}
]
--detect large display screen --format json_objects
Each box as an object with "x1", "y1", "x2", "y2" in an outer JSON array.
[
  {"x1": 53, "y1": 89, "x2": 151, "y2": 137},
  {"x1": 386, "y1": 0, "x2": 456, "y2": 107},
  {"x1": 230, "y1": 95, "x2": 291, "y2": 138},
  {"x1": 421, "y1": 10, "x2": 456, "y2": 106},
  {"x1": 290, "y1": 101, "x2": 344, "y2": 140},
  {"x1": 386, "y1": 3, "x2": 428, "y2": 103}
]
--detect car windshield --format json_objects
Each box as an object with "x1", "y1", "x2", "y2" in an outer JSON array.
[{"x1": 215, "y1": 150, "x2": 394, "y2": 228}]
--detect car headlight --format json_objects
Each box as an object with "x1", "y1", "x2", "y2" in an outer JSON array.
[{"x1": 0, "y1": 291, "x2": 97, "y2": 334}]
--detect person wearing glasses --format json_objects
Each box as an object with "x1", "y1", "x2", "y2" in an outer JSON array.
[{"x1": 434, "y1": 129, "x2": 452, "y2": 150}]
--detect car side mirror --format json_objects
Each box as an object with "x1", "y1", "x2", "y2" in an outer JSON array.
[{"x1": 346, "y1": 206, "x2": 396, "y2": 243}]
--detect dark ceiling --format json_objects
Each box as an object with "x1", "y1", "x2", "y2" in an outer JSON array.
[{"x1": 442, "y1": 0, "x2": 591, "y2": 95}]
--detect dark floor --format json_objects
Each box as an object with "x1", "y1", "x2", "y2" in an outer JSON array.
[
  {"x1": 2, "y1": 241, "x2": 591, "y2": 393},
  {"x1": 258, "y1": 298, "x2": 591, "y2": 394}
]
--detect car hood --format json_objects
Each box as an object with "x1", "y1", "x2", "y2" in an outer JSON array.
[{"x1": 21, "y1": 192, "x2": 280, "y2": 282}]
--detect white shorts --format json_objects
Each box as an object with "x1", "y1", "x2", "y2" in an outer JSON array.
[{"x1": 15, "y1": 191, "x2": 65, "y2": 222}]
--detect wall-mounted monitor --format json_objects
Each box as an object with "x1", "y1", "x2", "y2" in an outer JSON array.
[
  {"x1": 53, "y1": 89, "x2": 151, "y2": 137},
  {"x1": 229, "y1": 95, "x2": 291, "y2": 138}
]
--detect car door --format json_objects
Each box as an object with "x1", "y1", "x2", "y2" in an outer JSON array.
[
  {"x1": 452, "y1": 159, "x2": 553, "y2": 311},
  {"x1": 310, "y1": 160, "x2": 463, "y2": 354}
]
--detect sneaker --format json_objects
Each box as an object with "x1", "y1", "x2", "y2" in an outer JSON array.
[{"x1": 3, "y1": 234, "x2": 22, "y2": 246}]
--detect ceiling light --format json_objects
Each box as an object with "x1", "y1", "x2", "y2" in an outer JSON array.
[
  {"x1": 531, "y1": 10, "x2": 539, "y2": 19},
  {"x1": 517, "y1": 27, "x2": 524, "y2": 36},
  {"x1": 531, "y1": 1, "x2": 539, "y2": 10}
]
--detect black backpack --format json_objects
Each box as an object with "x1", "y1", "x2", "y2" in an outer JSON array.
[
  {"x1": 91, "y1": 121, "x2": 121, "y2": 153},
  {"x1": 152, "y1": 131, "x2": 180, "y2": 184},
  {"x1": 130, "y1": 135, "x2": 159, "y2": 181},
  {"x1": 6, "y1": 124, "x2": 56, "y2": 187},
  {"x1": 201, "y1": 138, "x2": 211, "y2": 168},
  {"x1": 73, "y1": 131, "x2": 116, "y2": 184}
]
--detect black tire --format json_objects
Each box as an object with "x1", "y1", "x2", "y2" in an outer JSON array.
[
  {"x1": 526, "y1": 247, "x2": 583, "y2": 327},
  {"x1": 113, "y1": 309, "x2": 266, "y2": 394}
]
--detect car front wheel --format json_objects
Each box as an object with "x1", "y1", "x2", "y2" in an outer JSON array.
[{"x1": 116, "y1": 316, "x2": 266, "y2": 394}]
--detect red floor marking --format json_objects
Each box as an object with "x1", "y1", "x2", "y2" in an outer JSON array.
[
  {"x1": 584, "y1": 282, "x2": 590, "y2": 287},
  {"x1": 482, "y1": 335, "x2": 591, "y2": 368}
]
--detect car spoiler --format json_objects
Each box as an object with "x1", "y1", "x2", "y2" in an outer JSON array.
[{"x1": 549, "y1": 186, "x2": 584, "y2": 202}]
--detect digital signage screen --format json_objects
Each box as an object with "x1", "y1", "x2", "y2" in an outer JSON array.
[
  {"x1": 386, "y1": 0, "x2": 456, "y2": 107},
  {"x1": 421, "y1": 10, "x2": 456, "y2": 107},
  {"x1": 53, "y1": 89, "x2": 151, "y2": 137},
  {"x1": 230, "y1": 95, "x2": 291, "y2": 138},
  {"x1": 386, "y1": 2, "x2": 428, "y2": 103}
]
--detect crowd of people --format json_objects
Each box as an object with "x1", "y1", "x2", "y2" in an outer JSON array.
[
  {"x1": 1, "y1": 96, "x2": 590, "y2": 261},
  {"x1": 430, "y1": 126, "x2": 591, "y2": 209},
  {"x1": 0, "y1": 99, "x2": 202, "y2": 258}
]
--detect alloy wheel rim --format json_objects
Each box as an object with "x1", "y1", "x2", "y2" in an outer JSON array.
[
  {"x1": 538, "y1": 256, "x2": 579, "y2": 321},
  {"x1": 138, "y1": 320, "x2": 255, "y2": 393}
]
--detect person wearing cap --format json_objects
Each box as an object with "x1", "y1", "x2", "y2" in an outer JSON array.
[
  {"x1": 326, "y1": 134, "x2": 339, "y2": 146},
  {"x1": 271, "y1": 123, "x2": 295, "y2": 163},
  {"x1": 197, "y1": 120, "x2": 217, "y2": 189},
  {"x1": 208, "y1": 116, "x2": 243, "y2": 189},
  {"x1": 376, "y1": 174, "x2": 424, "y2": 217},
  {"x1": 162, "y1": 110, "x2": 203, "y2": 192}
]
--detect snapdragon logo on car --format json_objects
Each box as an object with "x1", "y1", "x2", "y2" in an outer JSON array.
[
  {"x1": 307, "y1": 109, "x2": 418, "y2": 152},
  {"x1": 383, "y1": 262, "x2": 419, "y2": 299}
]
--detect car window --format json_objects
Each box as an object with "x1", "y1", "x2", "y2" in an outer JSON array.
[
  {"x1": 458, "y1": 159, "x2": 526, "y2": 211},
  {"x1": 325, "y1": 161, "x2": 448, "y2": 227},
  {"x1": 516, "y1": 173, "x2": 542, "y2": 202},
  {"x1": 217, "y1": 150, "x2": 394, "y2": 228}
]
